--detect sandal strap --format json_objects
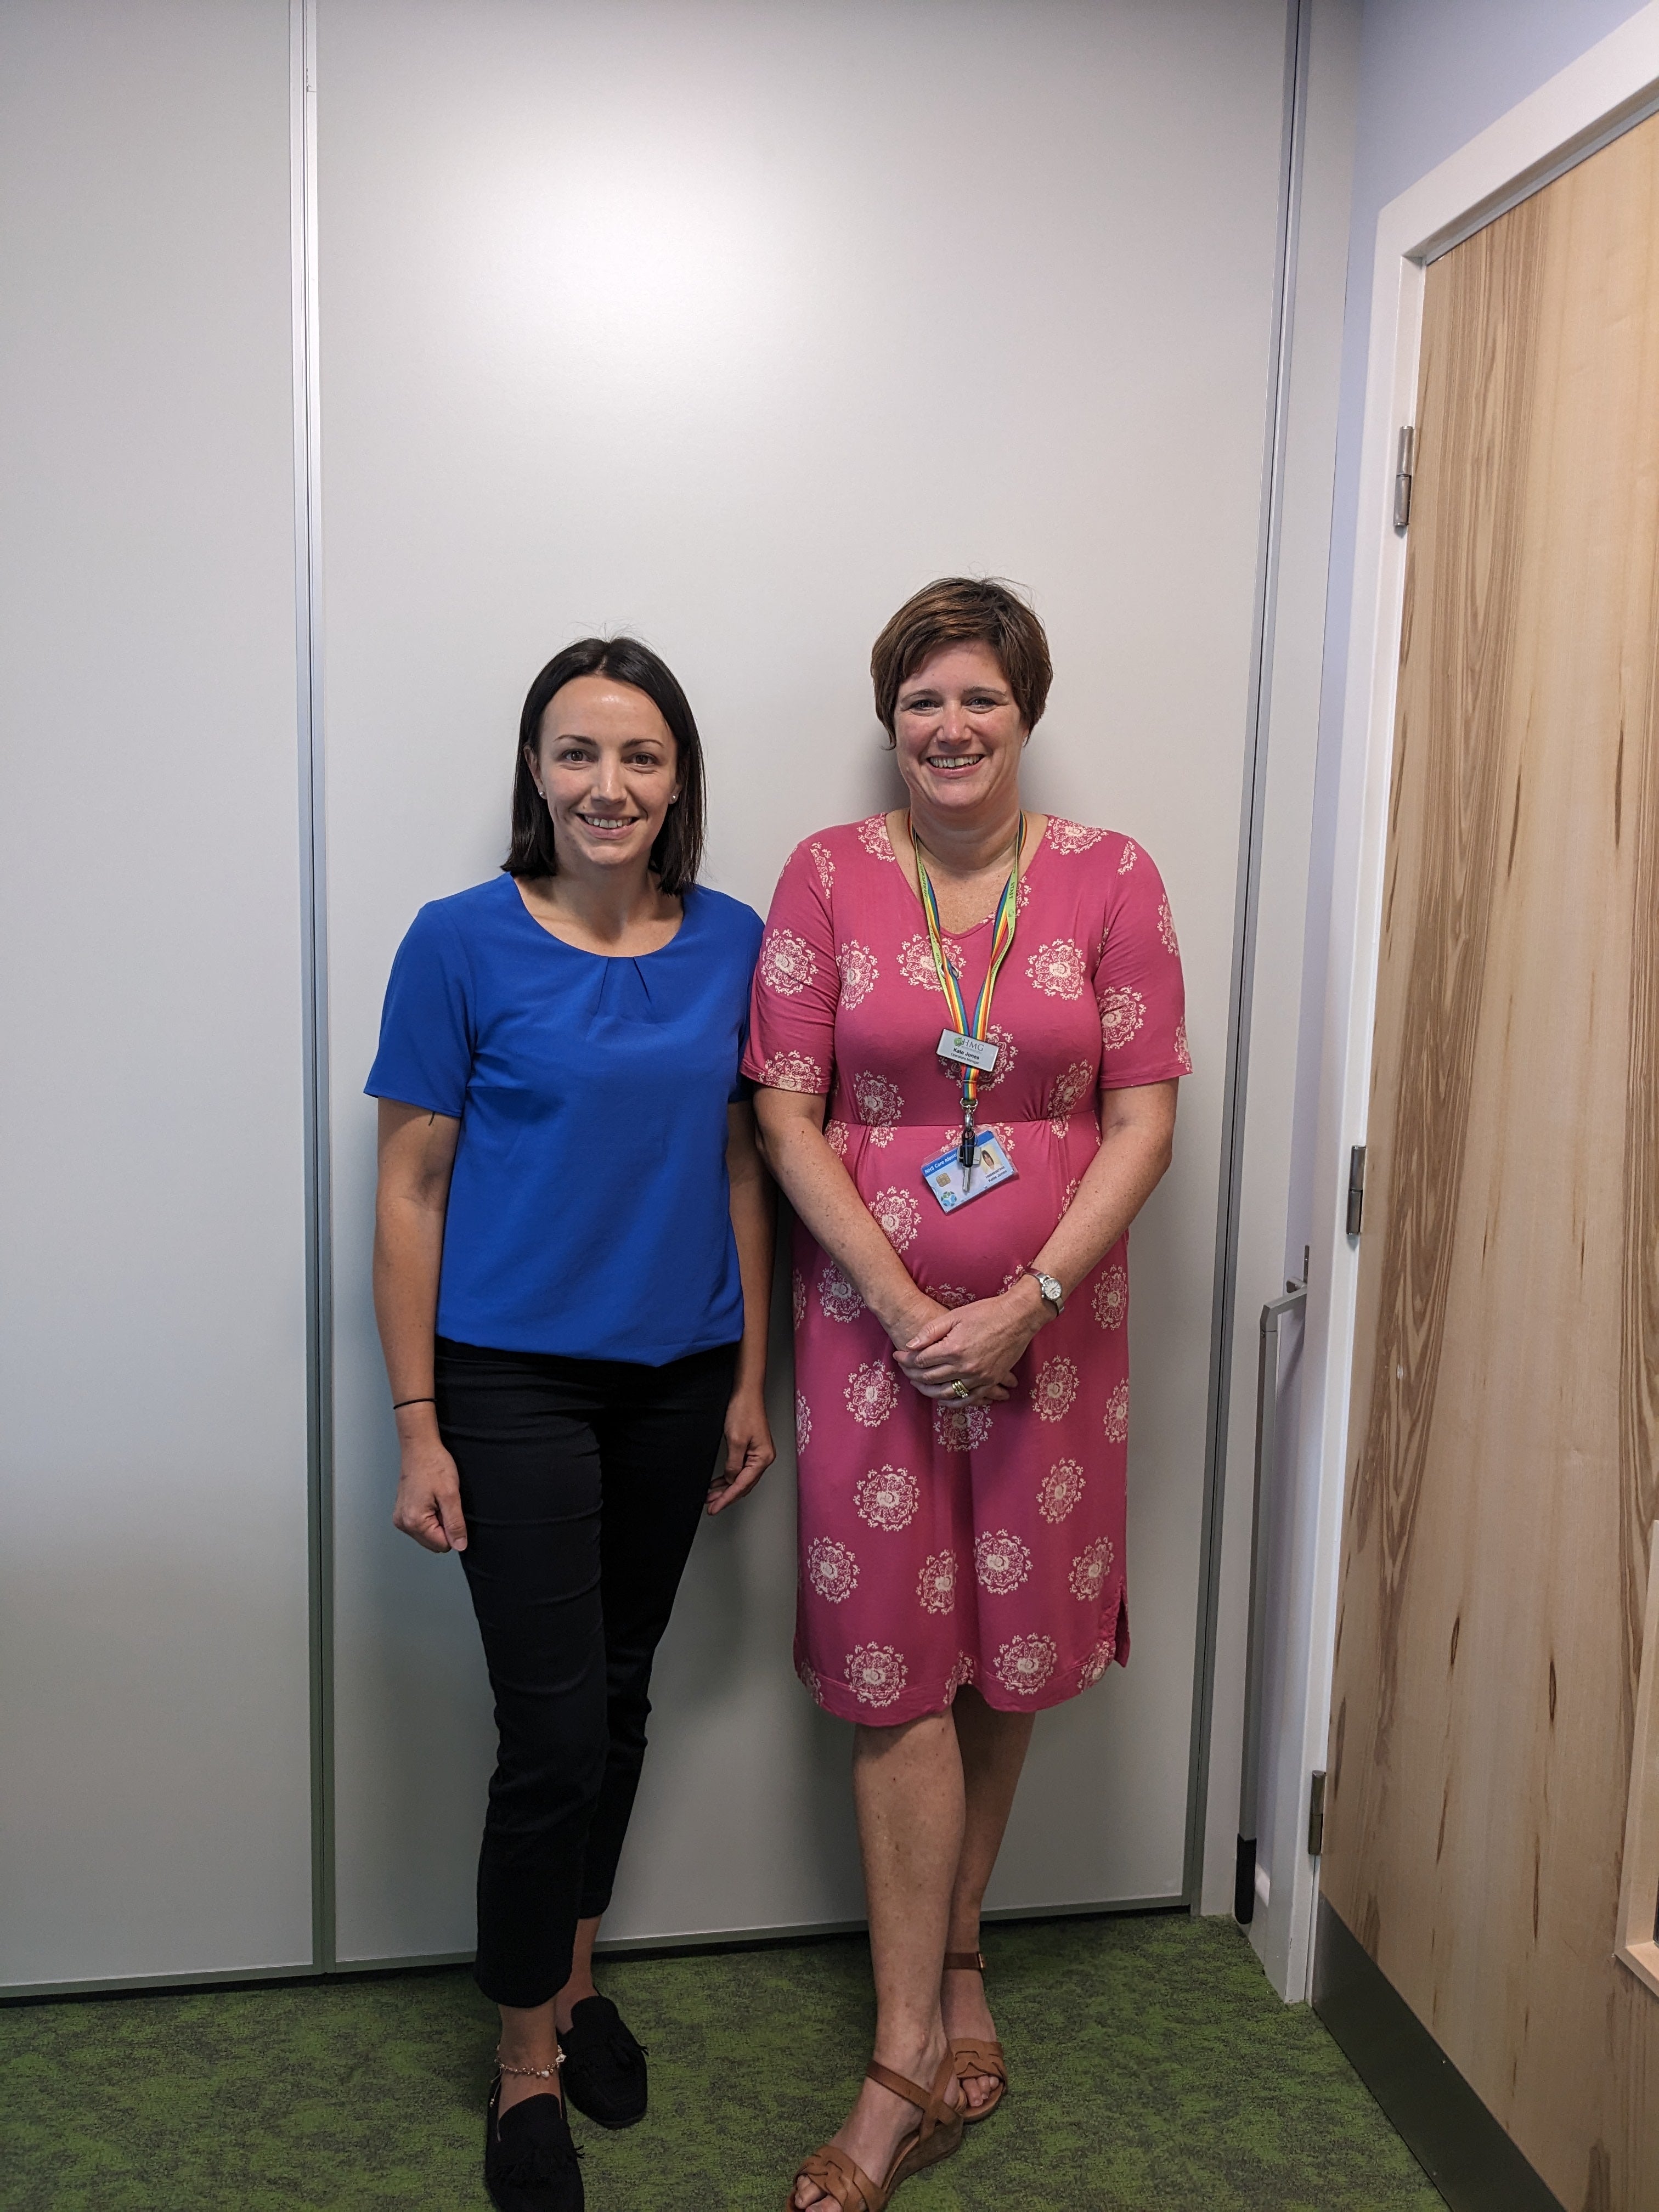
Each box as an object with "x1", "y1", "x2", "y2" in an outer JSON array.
[
  {"x1": 865, "y1": 2050, "x2": 959, "y2": 2137},
  {"x1": 950, "y1": 2038, "x2": 1008, "y2": 2085},
  {"x1": 942, "y1": 1949, "x2": 986, "y2": 1974},
  {"x1": 794, "y1": 2144, "x2": 880, "y2": 2212}
]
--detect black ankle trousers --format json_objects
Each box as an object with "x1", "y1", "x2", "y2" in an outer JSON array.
[{"x1": 435, "y1": 1335, "x2": 737, "y2": 2010}]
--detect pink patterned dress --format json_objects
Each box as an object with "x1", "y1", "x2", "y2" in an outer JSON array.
[{"x1": 743, "y1": 814, "x2": 1189, "y2": 1725}]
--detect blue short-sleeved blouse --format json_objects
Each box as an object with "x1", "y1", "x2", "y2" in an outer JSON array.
[{"x1": 366, "y1": 873, "x2": 763, "y2": 1364}]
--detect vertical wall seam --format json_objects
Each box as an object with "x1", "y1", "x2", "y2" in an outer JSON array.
[
  {"x1": 291, "y1": 0, "x2": 335, "y2": 1976},
  {"x1": 1182, "y1": 0, "x2": 1309, "y2": 1908}
]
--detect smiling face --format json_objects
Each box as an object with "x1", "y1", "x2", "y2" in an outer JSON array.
[
  {"x1": 891, "y1": 640, "x2": 1029, "y2": 833},
  {"x1": 527, "y1": 674, "x2": 680, "y2": 879}
]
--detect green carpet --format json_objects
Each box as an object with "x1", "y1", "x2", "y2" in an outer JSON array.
[{"x1": 3, "y1": 1914, "x2": 1440, "y2": 2211}]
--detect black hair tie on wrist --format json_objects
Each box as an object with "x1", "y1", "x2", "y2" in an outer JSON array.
[{"x1": 392, "y1": 1396, "x2": 436, "y2": 1411}]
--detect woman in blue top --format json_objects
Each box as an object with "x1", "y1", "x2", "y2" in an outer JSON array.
[{"x1": 369, "y1": 636, "x2": 774, "y2": 2212}]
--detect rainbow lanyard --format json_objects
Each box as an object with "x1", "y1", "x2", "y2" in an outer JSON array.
[{"x1": 911, "y1": 813, "x2": 1024, "y2": 1169}]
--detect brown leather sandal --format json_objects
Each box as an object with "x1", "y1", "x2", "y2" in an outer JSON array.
[
  {"x1": 786, "y1": 2050, "x2": 964, "y2": 2210},
  {"x1": 943, "y1": 1949, "x2": 1008, "y2": 2123}
]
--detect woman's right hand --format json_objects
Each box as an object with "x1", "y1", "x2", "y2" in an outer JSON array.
[
  {"x1": 391, "y1": 1408, "x2": 468, "y2": 1553},
  {"x1": 885, "y1": 1295, "x2": 1014, "y2": 1406}
]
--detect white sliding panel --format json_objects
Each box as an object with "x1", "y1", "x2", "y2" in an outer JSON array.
[
  {"x1": 0, "y1": 0, "x2": 314, "y2": 1988},
  {"x1": 320, "y1": 0, "x2": 1291, "y2": 1960}
]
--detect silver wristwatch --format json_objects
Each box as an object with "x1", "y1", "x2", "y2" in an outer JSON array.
[{"x1": 1029, "y1": 1269, "x2": 1064, "y2": 1317}]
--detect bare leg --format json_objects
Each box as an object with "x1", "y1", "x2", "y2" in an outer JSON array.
[
  {"x1": 943, "y1": 1690, "x2": 1035, "y2": 2109},
  {"x1": 495, "y1": 1997, "x2": 563, "y2": 2118},
  {"x1": 792, "y1": 1712, "x2": 964, "y2": 2209},
  {"x1": 554, "y1": 1914, "x2": 601, "y2": 2034}
]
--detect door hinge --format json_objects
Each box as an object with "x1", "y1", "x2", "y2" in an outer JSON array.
[
  {"x1": 1346, "y1": 1145, "x2": 1367, "y2": 1237},
  {"x1": 1307, "y1": 1769, "x2": 1327, "y2": 1857},
  {"x1": 1393, "y1": 426, "x2": 1415, "y2": 530}
]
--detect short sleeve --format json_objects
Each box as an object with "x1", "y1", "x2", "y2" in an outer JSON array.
[
  {"x1": 1095, "y1": 839, "x2": 1192, "y2": 1090},
  {"x1": 365, "y1": 901, "x2": 475, "y2": 1116},
  {"x1": 729, "y1": 904, "x2": 765, "y2": 1102},
  {"x1": 742, "y1": 840, "x2": 839, "y2": 1094}
]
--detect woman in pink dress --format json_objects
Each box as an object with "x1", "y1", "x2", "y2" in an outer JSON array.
[{"x1": 748, "y1": 578, "x2": 1188, "y2": 2211}]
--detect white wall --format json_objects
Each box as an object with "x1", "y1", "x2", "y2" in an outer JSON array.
[
  {"x1": 315, "y1": 0, "x2": 1301, "y2": 1962},
  {"x1": 0, "y1": 0, "x2": 314, "y2": 1989},
  {"x1": 0, "y1": 0, "x2": 1358, "y2": 1991}
]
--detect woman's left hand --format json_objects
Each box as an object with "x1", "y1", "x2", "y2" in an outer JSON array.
[
  {"x1": 895, "y1": 1287, "x2": 1043, "y2": 1404},
  {"x1": 707, "y1": 1386, "x2": 776, "y2": 1514}
]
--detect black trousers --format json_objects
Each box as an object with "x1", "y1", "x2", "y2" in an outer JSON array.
[{"x1": 435, "y1": 1335, "x2": 737, "y2": 2010}]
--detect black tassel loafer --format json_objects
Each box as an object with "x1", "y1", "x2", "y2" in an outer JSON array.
[
  {"x1": 558, "y1": 1994, "x2": 648, "y2": 2129},
  {"x1": 484, "y1": 2066, "x2": 583, "y2": 2212}
]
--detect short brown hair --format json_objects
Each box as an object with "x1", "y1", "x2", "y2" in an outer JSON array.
[
  {"x1": 503, "y1": 635, "x2": 706, "y2": 895},
  {"x1": 870, "y1": 577, "x2": 1052, "y2": 740}
]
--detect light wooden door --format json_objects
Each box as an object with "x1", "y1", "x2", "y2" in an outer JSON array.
[{"x1": 1322, "y1": 112, "x2": 1659, "y2": 2209}]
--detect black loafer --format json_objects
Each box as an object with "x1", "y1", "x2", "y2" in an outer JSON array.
[
  {"x1": 484, "y1": 2076, "x2": 583, "y2": 2211},
  {"x1": 558, "y1": 1994, "x2": 648, "y2": 2129}
]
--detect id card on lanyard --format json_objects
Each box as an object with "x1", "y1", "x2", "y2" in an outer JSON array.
[{"x1": 913, "y1": 812, "x2": 1024, "y2": 1212}]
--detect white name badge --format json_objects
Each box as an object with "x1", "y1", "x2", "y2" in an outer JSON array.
[
  {"x1": 921, "y1": 1133, "x2": 1017, "y2": 1212},
  {"x1": 937, "y1": 1029, "x2": 1000, "y2": 1073}
]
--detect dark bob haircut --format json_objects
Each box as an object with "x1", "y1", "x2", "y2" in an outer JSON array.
[
  {"x1": 870, "y1": 576, "x2": 1053, "y2": 740},
  {"x1": 504, "y1": 635, "x2": 706, "y2": 895}
]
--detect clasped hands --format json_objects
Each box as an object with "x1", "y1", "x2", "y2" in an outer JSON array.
[{"x1": 889, "y1": 1279, "x2": 1047, "y2": 1406}]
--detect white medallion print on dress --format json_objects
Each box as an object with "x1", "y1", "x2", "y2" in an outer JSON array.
[
  {"x1": 1025, "y1": 940, "x2": 1088, "y2": 999},
  {"x1": 994, "y1": 1634, "x2": 1058, "y2": 1696},
  {"x1": 792, "y1": 1268, "x2": 806, "y2": 1327},
  {"x1": 806, "y1": 1537, "x2": 859, "y2": 1603},
  {"x1": 823, "y1": 1119, "x2": 849, "y2": 1158},
  {"x1": 934, "y1": 1399, "x2": 992, "y2": 1454},
  {"x1": 760, "y1": 928, "x2": 816, "y2": 996},
  {"x1": 1031, "y1": 1356, "x2": 1079, "y2": 1422},
  {"x1": 944, "y1": 1652, "x2": 977, "y2": 1702},
  {"x1": 1037, "y1": 1458, "x2": 1086, "y2": 1523},
  {"x1": 1043, "y1": 1060, "x2": 1093, "y2": 1131},
  {"x1": 928, "y1": 1282, "x2": 974, "y2": 1308},
  {"x1": 794, "y1": 1390, "x2": 812, "y2": 1453},
  {"x1": 818, "y1": 1260, "x2": 865, "y2": 1323},
  {"x1": 797, "y1": 1659, "x2": 822, "y2": 1701},
  {"x1": 845, "y1": 1361, "x2": 900, "y2": 1427},
  {"x1": 1116, "y1": 839, "x2": 1138, "y2": 873},
  {"x1": 1103, "y1": 1379, "x2": 1130, "y2": 1443},
  {"x1": 1098, "y1": 985, "x2": 1145, "y2": 1052},
  {"x1": 810, "y1": 842, "x2": 835, "y2": 894},
  {"x1": 838, "y1": 940, "x2": 878, "y2": 1009},
  {"x1": 898, "y1": 931, "x2": 968, "y2": 989},
  {"x1": 855, "y1": 816, "x2": 896, "y2": 863},
  {"x1": 853, "y1": 1072, "x2": 903, "y2": 1145},
  {"x1": 1092, "y1": 1263, "x2": 1127, "y2": 1330},
  {"x1": 974, "y1": 1528, "x2": 1033, "y2": 1595},
  {"x1": 846, "y1": 1643, "x2": 907, "y2": 1708},
  {"x1": 1068, "y1": 1537, "x2": 1115, "y2": 1602},
  {"x1": 761, "y1": 1048, "x2": 826, "y2": 1093},
  {"x1": 1046, "y1": 818, "x2": 1106, "y2": 855},
  {"x1": 1078, "y1": 1638, "x2": 1116, "y2": 1688},
  {"x1": 870, "y1": 1187, "x2": 920, "y2": 1251},
  {"x1": 917, "y1": 1551, "x2": 958, "y2": 1615},
  {"x1": 1156, "y1": 895, "x2": 1179, "y2": 956},
  {"x1": 981, "y1": 1023, "x2": 1017, "y2": 1087},
  {"x1": 855, "y1": 1463, "x2": 918, "y2": 1531}
]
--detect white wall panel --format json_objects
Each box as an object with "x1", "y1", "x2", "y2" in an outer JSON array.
[
  {"x1": 319, "y1": 0, "x2": 1291, "y2": 1958},
  {"x1": 0, "y1": 0, "x2": 314, "y2": 1987}
]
